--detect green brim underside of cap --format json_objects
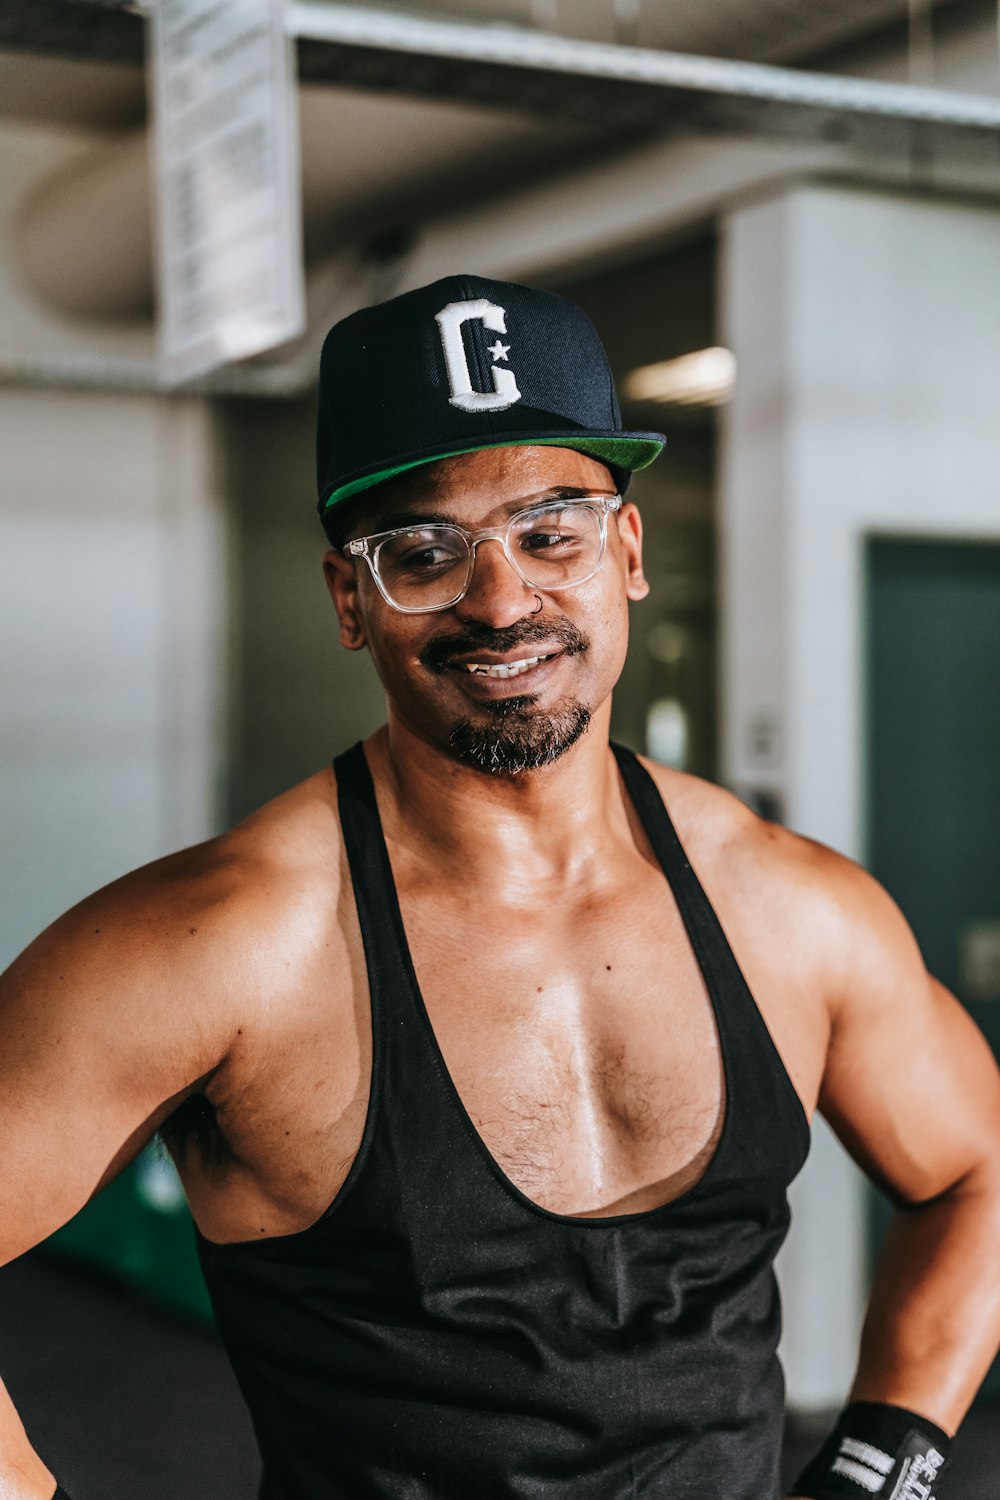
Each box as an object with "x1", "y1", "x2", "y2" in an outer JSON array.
[{"x1": 320, "y1": 435, "x2": 665, "y2": 515}]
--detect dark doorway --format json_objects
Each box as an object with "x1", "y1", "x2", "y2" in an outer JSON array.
[{"x1": 865, "y1": 533, "x2": 1000, "y2": 1391}]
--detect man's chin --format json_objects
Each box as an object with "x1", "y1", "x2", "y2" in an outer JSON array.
[{"x1": 447, "y1": 698, "x2": 591, "y2": 775}]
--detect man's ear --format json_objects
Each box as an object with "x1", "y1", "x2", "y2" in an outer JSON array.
[
  {"x1": 323, "y1": 549, "x2": 368, "y2": 650},
  {"x1": 617, "y1": 502, "x2": 650, "y2": 602}
]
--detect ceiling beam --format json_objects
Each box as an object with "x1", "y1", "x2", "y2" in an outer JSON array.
[
  {"x1": 288, "y1": 3, "x2": 1000, "y2": 145},
  {"x1": 0, "y1": 0, "x2": 144, "y2": 66},
  {"x1": 3, "y1": 0, "x2": 1000, "y2": 150}
]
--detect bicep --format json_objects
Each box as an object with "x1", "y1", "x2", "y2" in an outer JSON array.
[
  {"x1": 0, "y1": 888, "x2": 231, "y2": 1263},
  {"x1": 817, "y1": 886, "x2": 1000, "y2": 1204}
]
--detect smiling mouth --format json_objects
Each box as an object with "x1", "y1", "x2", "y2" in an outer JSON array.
[{"x1": 460, "y1": 653, "x2": 557, "y2": 679}]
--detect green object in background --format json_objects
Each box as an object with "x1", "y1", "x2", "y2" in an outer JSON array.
[
  {"x1": 865, "y1": 535, "x2": 1000, "y2": 1393},
  {"x1": 46, "y1": 1143, "x2": 212, "y2": 1323}
]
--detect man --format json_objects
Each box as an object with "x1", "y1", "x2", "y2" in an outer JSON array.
[{"x1": 1, "y1": 274, "x2": 999, "y2": 1500}]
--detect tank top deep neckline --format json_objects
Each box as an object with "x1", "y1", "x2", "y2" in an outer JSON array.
[
  {"x1": 198, "y1": 739, "x2": 807, "y2": 1253},
  {"x1": 356, "y1": 745, "x2": 784, "y2": 1232}
]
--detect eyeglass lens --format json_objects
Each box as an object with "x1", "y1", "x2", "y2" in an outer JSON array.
[{"x1": 374, "y1": 503, "x2": 605, "y2": 610}]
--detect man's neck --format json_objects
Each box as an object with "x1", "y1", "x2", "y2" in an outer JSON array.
[{"x1": 365, "y1": 708, "x2": 633, "y2": 893}]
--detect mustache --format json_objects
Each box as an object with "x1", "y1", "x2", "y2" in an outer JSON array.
[{"x1": 419, "y1": 616, "x2": 589, "y2": 675}]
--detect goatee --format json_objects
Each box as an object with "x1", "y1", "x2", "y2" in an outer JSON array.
[
  {"x1": 448, "y1": 696, "x2": 591, "y2": 775},
  {"x1": 421, "y1": 614, "x2": 592, "y2": 775}
]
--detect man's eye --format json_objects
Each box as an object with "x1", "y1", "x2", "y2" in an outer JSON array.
[
  {"x1": 520, "y1": 526, "x2": 581, "y2": 553},
  {"x1": 398, "y1": 543, "x2": 462, "y2": 572}
]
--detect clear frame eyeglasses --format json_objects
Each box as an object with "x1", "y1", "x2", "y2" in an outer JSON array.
[{"x1": 345, "y1": 493, "x2": 622, "y2": 614}]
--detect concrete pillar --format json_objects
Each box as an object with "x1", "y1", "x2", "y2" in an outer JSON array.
[{"x1": 719, "y1": 182, "x2": 1000, "y2": 1409}]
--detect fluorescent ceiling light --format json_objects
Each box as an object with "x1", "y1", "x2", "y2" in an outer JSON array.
[{"x1": 624, "y1": 346, "x2": 736, "y2": 407}]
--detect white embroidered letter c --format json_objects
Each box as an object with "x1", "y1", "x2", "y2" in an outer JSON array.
[{"x1": 434, "y1": 299, "x2": 522, "y2": 414}]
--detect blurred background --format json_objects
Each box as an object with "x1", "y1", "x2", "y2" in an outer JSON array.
[{"x1": 1, "y1": 1, "x2": 999, "y2": 1494}]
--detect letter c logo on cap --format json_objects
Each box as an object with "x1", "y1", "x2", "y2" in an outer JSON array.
[{"x1": 435, "y1": 299, "x2": 522, "y2": 414}]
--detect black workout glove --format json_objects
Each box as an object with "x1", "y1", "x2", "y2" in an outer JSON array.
[{"x1": 793, "y1": 1400, "x2": 952, "y2": 1498}]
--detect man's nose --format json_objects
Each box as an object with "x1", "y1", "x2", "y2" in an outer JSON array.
[{"x1": 453, "y1": 536, "x2": 538, "y2": 626}]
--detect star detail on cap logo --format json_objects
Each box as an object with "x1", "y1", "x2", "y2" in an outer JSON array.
[{"x1": 487, "y1": 340, "x2": 510, "y2": 362}]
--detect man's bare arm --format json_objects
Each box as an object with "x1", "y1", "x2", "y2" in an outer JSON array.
[
  {"x1": 0, "y1": 848, "x2": 250, "y2": 1498},
  {"x1": 815, "y1": 862, "x2": 1000, "y2": 1431}
]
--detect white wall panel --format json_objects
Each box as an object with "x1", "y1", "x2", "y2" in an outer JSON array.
[
  {"x1": 0, "y1": 390, "x2": 224, "y2": 964},
  {"x1": 720, "y1": 182, "x2": 1000, "y2": 1411}
]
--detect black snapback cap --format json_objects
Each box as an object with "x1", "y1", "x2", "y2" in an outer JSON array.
[{"x1": 316, "y1": 273, "x2": 665, "y2": 529}]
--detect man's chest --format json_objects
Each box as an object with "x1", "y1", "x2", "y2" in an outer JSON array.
[
  {"x1": 393, "y1": 874, "x2": 725, "y2": 1215},
  {"x1": 181, "y1": 852, "x2": 804, "y2": 1242}
]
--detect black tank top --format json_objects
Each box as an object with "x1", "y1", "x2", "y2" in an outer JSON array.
[{"x1": 197, "y1": 742, "x2": 810, "y2": 1500}]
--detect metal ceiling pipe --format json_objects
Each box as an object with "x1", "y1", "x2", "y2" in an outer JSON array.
[
  {"x1": 12, "y1": 87, "x2": 420, "y2": 322},
  {"x1": 15, "y1": 130, "x2": 154, "y2": 320}
]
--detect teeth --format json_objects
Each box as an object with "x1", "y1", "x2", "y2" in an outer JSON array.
[{"x1": 463, "y1": 655, "x2": 547, "y2": 678}]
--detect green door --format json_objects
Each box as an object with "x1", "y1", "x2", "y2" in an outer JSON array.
[{"x1": 865, "y1": 535, "x2": 1000, "y2": 1390}]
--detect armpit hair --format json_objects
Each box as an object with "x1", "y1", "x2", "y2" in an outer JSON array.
[{"x1": 157, "y1": 1092, "x2": 232, "y2": 1169}]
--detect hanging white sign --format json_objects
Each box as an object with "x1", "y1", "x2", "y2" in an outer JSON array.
[{"x1": 149, "y1": 0, "x2": 305, "y2": 384}]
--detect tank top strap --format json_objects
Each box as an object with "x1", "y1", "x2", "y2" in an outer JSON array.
[
  {"x1": 611, "y1": 742, "x2": 789, "y2": 1077},
  {"x1": 612, "y1": 742, "x2": 732, "y2": 960},
  {"x1": 333, "y1": 741, "x2": 414, "y2": 1034}
]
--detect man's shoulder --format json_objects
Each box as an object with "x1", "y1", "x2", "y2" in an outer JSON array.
[
  {"x1": 209, "y1": 766, "x2": 344, "y2": 898},
  {"x1": 635, "y1": 754, "x2": 905, "y2": 991},
  {"x1": 633, "y1": 753, "x2": 812, "y2": 877},
  {"x1": 13, "y1": 768, "x2": 346, "y2": 1002},
  {"x1": 137, "y1": 766, "x2": 345, "y2": 955}
]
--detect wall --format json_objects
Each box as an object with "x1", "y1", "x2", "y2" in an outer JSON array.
[
  {"x1": 0, "y1": 390, "x2": 225, "y2": 965},
  {"x1": 719, "y1": 181, "x2": 1000, "y2": 1409}
]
